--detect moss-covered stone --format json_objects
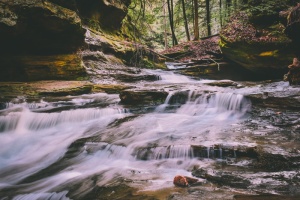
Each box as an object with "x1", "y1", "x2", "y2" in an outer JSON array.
[
  {"x1": 0, "y1": 81, "x2": 93, "y2": 98},
  {"x1": 0, "y1": 54, "x2": 87, "y2": 81},
  {"x1": 220, "y1": 36, "x2": 294, "y2": 77},
  {"x1": 0, "y1": 0, "x2": 85, "y2": 54}
]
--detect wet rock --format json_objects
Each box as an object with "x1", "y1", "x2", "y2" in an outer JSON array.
[
  {"x1": 234, "y1": 194, "x2": 300, "y2": 200},
  {"x1": 92, "y1": 84, "x2": 134, "y2": 94},
  {"x1": 206, "y1": 80, "x2": 238, "y2": 87},
  {"x1": 173, "y1": 175, "x2": 198, "y2": 187},
  {"x1": 192, "y1": 169, "x2": 251, "y2": 189},
  {"x1": 120, "y1": 90, "x2": 168, "y2": 105},
  {"x1": 111, "y1": 73, "x2": 159, "y2": 83}
]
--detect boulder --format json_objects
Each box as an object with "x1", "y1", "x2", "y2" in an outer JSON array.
[
  {"x1": 284, "y1": 3, "x2": 300, "y2": 85},
  {"x1": 219, "y1": 1, "x2": 296, "y2": 78},
  {"x1": 76, "y1": 0, "x2": 130, "y2": 30},
  {"x1": 0, "y1": 54, "x2": 87, "y2": 81},
  {"x1": 120, "y1": 90, "x2": 168, "y2": 105},
  {"x1": 284, "y1": 58, "x2": 300, "y2": 85},
  {"x1": 220, "y1": 12, "x2": 293, "y2": 77},
  {"x1": 0, "y1": 0, "x2": 85, "y2": 54}
]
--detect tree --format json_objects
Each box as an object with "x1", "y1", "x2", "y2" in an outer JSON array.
[
  {"x1": 205, "y1": 0, "x2": 211, "y2": 36},
  {"x1": 167, "y1": 0, "x2": 178, "y2": 45},
  {"x1": 181, "y1": 0, "x2": 190, "y2": 41},
  {"x1": 193, "y1": 0, "x2": 199, "y2": 40}
]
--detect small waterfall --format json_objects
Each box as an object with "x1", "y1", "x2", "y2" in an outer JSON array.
[
  {"x1": 177, "y1": 91, "x2": 251, "y2": 118},
  {"x1": 136, "y1": 145, "x2": 194, "y2": 160},
  {"x1": 155, "y1": 92, "x2": 174, "y2": 112},
  {"x1": 0, "y1": 107, "x2": 126, "y2": 132}
]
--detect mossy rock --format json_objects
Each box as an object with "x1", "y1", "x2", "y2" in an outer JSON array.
[
  {"x1": 0, "y1": 81, "x2": 93, "y2": 98},
  {"x1": 0, "y1": 54, "x2": 87, "y2": 81},
  {"x1": 220, "y1": 36, "x2": 294, "y2": 77}
]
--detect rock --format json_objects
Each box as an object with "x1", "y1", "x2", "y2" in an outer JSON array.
[
  {"x1": 284, "y1": 58, "x2": 300, "y2": 85},
  {"x1": 206, "y1": 80, "x2": 238, "y2": 87},
  {"x1": 0, "y1": 81, "x2": 93, "y2": 97},
  {"x1": 173, "y1": 175, "x2": 198, "y2": 187},
  {"x1": 192, "y1": 169, "x2": 251, "y2": 189},
  {"x1": 119, "y1": 90, "x2": 168, "y2": 104},
  {"x1": 0, "y1": 54, "x2": 87, "y2": 81},
  {"x1": 76, "y1": 0, "x2": 130, "y2": 31},
  {"x1": 92, "y1": 84, "x2": 134, "y2": 94},
  {"x1": 285, "y1": 3, "x2": 300, "y2": 45},
  {"x1": 284, "y1": 4, "x2": 300, "y2": 85},
  {"x1": 0, "y1": 0, "x2": 85, "y2": 54},
  {"x1": 220, "y1": 10, "x2": 294, "y2": 78}
]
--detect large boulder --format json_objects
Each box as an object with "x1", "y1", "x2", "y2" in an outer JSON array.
[
  {"x1": 76, "y1": 0, "x2": 131, "y2": 31},
  {"x1": 0, "y1": 0, "x2": 85, "y2": 54},
  {"x1": 284, "y1": 3, "x2": 300, "y2": 85},
  {"x1": 219, "y1": 1, "x2": 297, "y2": 78},
  {"x1": 0, "y1": 0, "x2": 132, "y2": 81}
]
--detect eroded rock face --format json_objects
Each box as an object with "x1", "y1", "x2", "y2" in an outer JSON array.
[
  {"x1": 220, "y1": 11, "x2": 294, "y2": 78},
  {"x1": 0, "y1": 0, "x2": 132, "y2": 81},
  {"x1": 0, "y1": 0, "x2": 85, "y2": 54},
  {"x1": 219, "y1": 1, "x2": 298, "y2": 78},
  {"x1": 76, "y1": 0, "x2": 130, "y2": 30},
  {"x1": 284, "y1": 3, "x2": 300, "y2": 85}
]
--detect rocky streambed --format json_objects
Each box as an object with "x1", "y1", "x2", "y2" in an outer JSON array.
[{"x1": 0, "y1": 68, "x2": 300, "y2": 200}]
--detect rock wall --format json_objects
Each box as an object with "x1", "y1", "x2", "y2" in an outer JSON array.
[
  {"x1": 284, "y1": 3, "x2": 300, "y2": 85},
  {"x1": 0, "y1": 0, "x2": 131, "y2": 81},
  {"x1": 219, "y1": 0, "x2": 297, "y2": 78}
]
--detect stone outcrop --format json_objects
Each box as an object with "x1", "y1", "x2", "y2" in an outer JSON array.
[
  {"x1": 219, "y1": 1, "x2": 296, "y2": 78},
  {"x1": 284, "y1": 3, "x2": 300, "y2": 85},
  {"x1": 0, "y1": 0, "x2": 132, "y2": 81}
]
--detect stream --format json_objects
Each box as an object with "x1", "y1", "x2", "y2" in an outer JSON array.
[{"x1": 1, "y1": 69, "x2": 300, "y2": 200}]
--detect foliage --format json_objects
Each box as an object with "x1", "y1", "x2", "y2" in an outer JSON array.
[
  {"x1": 220, "y1": 11, "x2": 291, "y2": 43},
  {"x1": 246, "y1": 0, "x2": 298, "y2": 25}
]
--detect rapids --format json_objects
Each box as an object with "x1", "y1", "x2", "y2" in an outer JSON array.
[{"x1": 1, "y1": 70, "x2": 300, "y2": 199}]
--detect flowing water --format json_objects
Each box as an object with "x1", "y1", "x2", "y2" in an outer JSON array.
[{"x1": 1, "y1": 70, "x2": 300, "y2": 199}]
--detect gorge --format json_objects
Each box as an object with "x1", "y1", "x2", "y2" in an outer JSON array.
[{"x1": 0, "y1": 0, "x2": 300, "y2": 200}]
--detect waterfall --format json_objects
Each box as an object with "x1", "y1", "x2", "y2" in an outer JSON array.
[
  {"x1": 176, "y1": 91, "x2": 251, "y2": 119},
  {"x1": 0, "y1": 107, "x2": 126, "y2": 132}
]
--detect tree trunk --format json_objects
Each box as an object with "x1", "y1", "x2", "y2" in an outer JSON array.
[
  {"x1": 193, "y1": 0, "x2": 199, "y2": 40},
  {"x1": 167, "y1": 0, "x2": 178, "y2": 46},
  {"x1": 181, "y1": 0, "x2": 190, "y2": 41},
  {"x1": 226, "y1": 0, "x2": 231, "y2": 18},
  {"x1": 219, "y1": 0, "x2": 222, "y2": 27},
  {"x1": 164, "y1": 1, "x2": 168, "y2": 49},
  {"x1": 206, "y1": 0, "x2": 211, "y2": 36}
]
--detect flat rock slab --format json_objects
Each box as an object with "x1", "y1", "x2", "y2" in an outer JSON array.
[{"x1": 0, "y1": 81, "x2": 93, "y2": 97}]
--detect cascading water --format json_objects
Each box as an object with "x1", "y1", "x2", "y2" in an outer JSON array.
[{"x1": 1, "y1": 69, "x2": 299, "y2": 199}]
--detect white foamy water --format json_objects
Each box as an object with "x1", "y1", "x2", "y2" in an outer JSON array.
[
  {"x1": 0, "y1": 83, "x2": 253, "y2": 198},
  {"x1": 0, "y1": 106, "x2": 127, "y2": 188}
]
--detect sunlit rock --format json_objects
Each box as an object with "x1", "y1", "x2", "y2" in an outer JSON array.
[{"x1": 173, "y1": 175, "x2": 198, "y2": 187}]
